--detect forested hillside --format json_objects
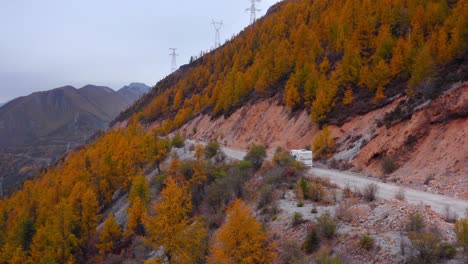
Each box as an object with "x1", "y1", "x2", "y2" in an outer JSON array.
[
  {"x1": 0, "y1": 0, "x2": 467, "y2": 262},
  {"x1": 115, "y1": 0, "x2": 467, "y2": 127}
]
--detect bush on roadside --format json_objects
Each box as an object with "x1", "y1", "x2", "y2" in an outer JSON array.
[
  {"x1": 273, "y1": 147, "x2": 294, "y2": 167},
  {"x1": 395, "y1": 187, "x2": 406, "y2": 201},
  {"x1": 362, "y1": 183, "x2": 379, "y2": 202},
  {"x1": 244, "y1": 144, "x2": 267, "y2": 171},
  {"x1": 359, "y1": 236, "x2": 375, "y2": 251},
  {"x1": 205, "y1": 141, "x2": 220, "y2": 159}
]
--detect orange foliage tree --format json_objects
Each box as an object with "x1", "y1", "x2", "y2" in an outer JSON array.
[
  {"x1": 144, "y1": 177, "x2": 207, "y2": 264},
  {"x1": 208, "y1": 199, "x2": 276, "y2": 264}
]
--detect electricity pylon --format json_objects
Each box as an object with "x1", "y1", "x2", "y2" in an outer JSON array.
[
  {"x1": 212, "y1": 20, "x2": 223, "y2": 48},
  {"x1": 169, "y1": 48, "x2": 179, "y2": 72},
  {"x1": 246, "y1": 0, "x2": 261, "y2": 24}
]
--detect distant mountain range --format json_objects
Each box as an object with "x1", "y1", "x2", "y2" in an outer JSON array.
[{"x1": 0, "y1": 83, "x2": 150, "y2": 189}]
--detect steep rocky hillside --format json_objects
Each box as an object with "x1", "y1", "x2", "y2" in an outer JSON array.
[
  {"x1": 0, "y1": 84, "x2": 148, "y2": 190},
  {"x1": 0, "y1": 0, "x2": 466, "y2": 262},
  {"x1": 114, "y1": 0, "x2": 467, "y2": 129},
  {"x1": 177, "y1": 82, "x2": 467, "y2": 199},
  {"x1": 110, "y1": 0, "x2": 467, "y2": 199}
]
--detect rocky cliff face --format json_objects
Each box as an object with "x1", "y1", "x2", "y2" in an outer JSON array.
[{"x1": 176, "y1": 82, "x2": 468, "y2": 199}]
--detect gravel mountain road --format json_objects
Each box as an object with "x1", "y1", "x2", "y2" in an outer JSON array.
[{"x1": 187, "y1": 140, "x2": 468, "y2": 217}]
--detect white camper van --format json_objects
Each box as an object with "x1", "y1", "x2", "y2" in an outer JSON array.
[{"x1": 290, "y1": 149, "x2": 313, "y2": 167}]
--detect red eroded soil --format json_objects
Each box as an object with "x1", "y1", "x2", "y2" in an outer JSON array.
[{"x1": 176, "y1": 83, "x2": 467, "y2": 199}]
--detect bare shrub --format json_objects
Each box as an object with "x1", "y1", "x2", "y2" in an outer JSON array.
[
  {"x1": 278, "y1": 240, "x2": 307, "y2": 264},
  {"x1": 444, "y1": 205, "x2": 457, "y2": 223},
  {"x1": 317, "y1": 211, "x2": 337, "y2": 239},
  {"x1": 314, "y1": 245, "x2": 345, "y2": 264},
  {"x1": 308, "y1": 183, "x2": 323, "y2": 202},
  {"x1": 424, "y1": 174, "x2": 435, "y2": 185},
  {"x1": 359, "y1": 236, "x2": 375, "y2": 251},
  {"x1": 310, "y1": 176, "x2": 338, "y2": 189},
  {"x1": 362, "y1": 183, "x2": 379, "y2": 202},
  {"x1": 381, "y1": 156, "x2": 398, "y2": 175},
  {"x1": 395, "y1": 187, "x2": 406, "y2": 201},
  {"x1": 336, "y1": 198, "x2": 359, "y2": 222},
  {"x1": 257, "y1": 184, "x2": 274, "y2": 209},
  {"x1": 408, "y1": 227, "x2": 441, "y2": 264},
  {"x1": 343, "y1": 183, "x2": 355, "y2": 199},
  {"x1": 407, "y1": 213, "x2": 425, "y2": 233}
]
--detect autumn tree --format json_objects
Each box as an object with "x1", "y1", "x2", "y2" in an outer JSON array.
[
  {"x1": 145, "y1": 134, "x2": 170, "y2": 173},
  {"x1": 97, "y1": 213, "x2": 122, "y2": 256},
  {"x1": 29, "y1": 201, "x2": 79, "y2": 263},
  {"x1": 129, "y1": 175, "x2": 151, "y2": 207},
  {"x1": 312, "y1": 126, "x2": 336, "y2": 160},
  {"x1": 342, "y1": 87, "x2": 353, "y2": 105},
  {"x1": 408, "y1": 45, "x2": 435, "y2": 94},
  {"x1": 310, "y1": 77, "x2": 338, "y2": 122},
  {"x1": 69, "y1": 183, "x2": 99, "y2": 246},
  {"x1": 284, "y1": 75, "x2": 301, "y2": 109},
  {"x1": 125, "y1": 197, "x2": 146, "y2": 237},
  {"x1": 144, "y1": 177, "x2": 207, "y2": 264},
  {"x1": 209, "y1": 199, "x2": 276, "y2": 264}
]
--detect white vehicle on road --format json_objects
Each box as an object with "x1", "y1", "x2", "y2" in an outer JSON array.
[{"x1": 290, "y1": 149, "x2": 313, "y2": 167}]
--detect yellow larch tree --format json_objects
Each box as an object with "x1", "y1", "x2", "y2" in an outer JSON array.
[
  {"x1": 343, "y1": 87, "x2": 353, "y2": 105},
  {"x1": 97, "y1": 213, "x2": 122, "y2": 256},
  {"x1": 312, "y1": 125, "x2": 336, "y2": 160},
  {"x1": 208, "y1": 199, "x2": 276, "y2": 264},
  {"x1": 125, "y1": 197, "x2": 146, "y2": 238},
  {"x1": 144, "y1": 176, "x2": 207, "y2": 264}
]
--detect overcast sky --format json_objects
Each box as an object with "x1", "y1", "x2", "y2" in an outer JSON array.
[{"x1": 0, "y1": 0, "x2": 279, "y2": 103}]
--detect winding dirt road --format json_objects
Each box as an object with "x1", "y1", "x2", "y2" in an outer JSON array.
[{"x1": 196, "y1": 141, "x2": 468, "y2": 217}]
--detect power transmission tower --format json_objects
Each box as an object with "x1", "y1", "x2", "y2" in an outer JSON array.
[
  {"x1": 212, "y1": 20, "x2": 223, "y2": 48},
  {"x1": 246, "y1": 0, "x2": 261, "y2": 24},
  {"x1": 169, "y1": 48, "x2": 179, "y2": 72}
]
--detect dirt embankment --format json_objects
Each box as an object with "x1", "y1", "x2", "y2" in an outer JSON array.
[
  {"x1": 177, "y1": 83, "x2": 467, "y2": 199},
  {"x1": 346, "y1": 83, "x2": 467, "y2": 199},
  {"x1": 178, "y1": 98, "x2": 319, "y2": 155}
]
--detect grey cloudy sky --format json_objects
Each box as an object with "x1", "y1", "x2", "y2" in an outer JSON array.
[{"x1": 0, "y1": 0, "x2": 279, "y2": 103}]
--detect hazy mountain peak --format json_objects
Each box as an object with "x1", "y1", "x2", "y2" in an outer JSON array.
[{"x1": 117, "y1": 82, "x2": 150, "y2": 104}]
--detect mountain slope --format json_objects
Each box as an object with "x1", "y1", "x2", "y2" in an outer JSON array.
[
  {"x1": 0, "y1": 0, "x2": 466, "y2": 262},
  {"x1": 113, "y1": 0, "x2": 467, "y2": 128},
  {"x1": 0, "y1": 84, "x2": 148, "y2": 189},
  {"x1": 111, "y1": 0, "x2": 466, "y2": 197}
]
